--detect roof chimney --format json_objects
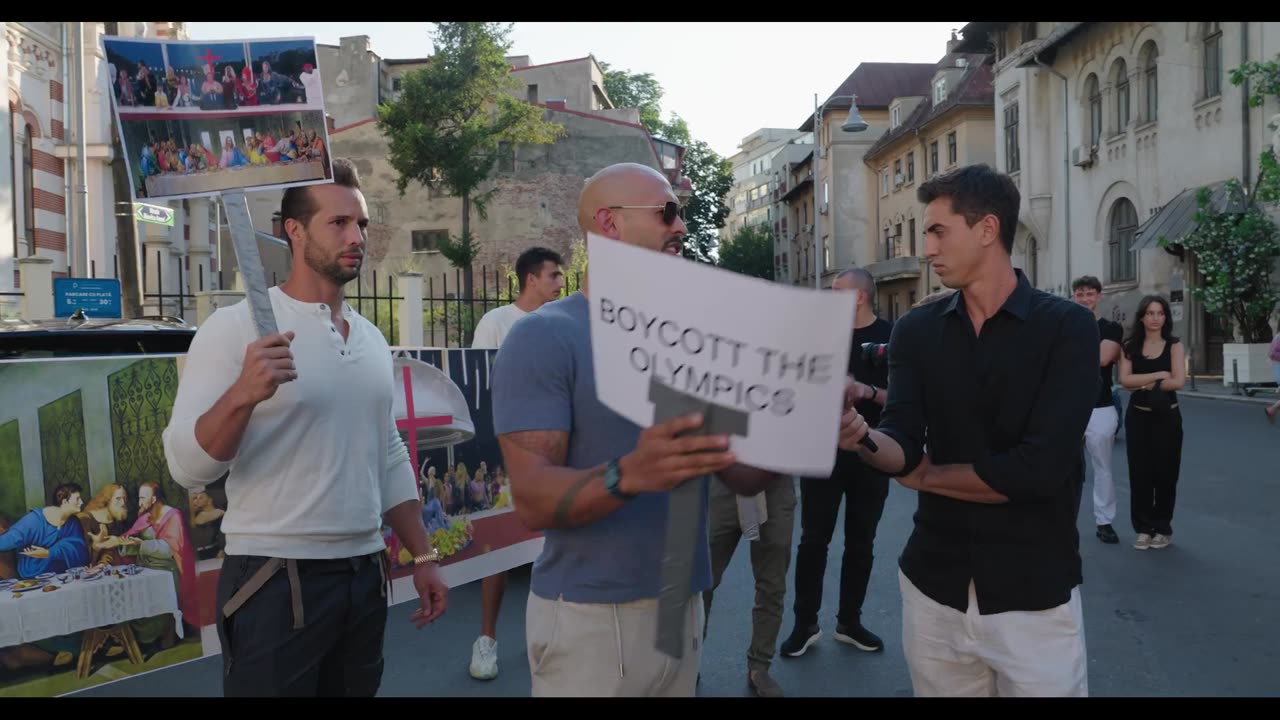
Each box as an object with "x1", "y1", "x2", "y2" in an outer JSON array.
[{"x1": 947, "y1": 28, "x2": 960, "y2": 54}]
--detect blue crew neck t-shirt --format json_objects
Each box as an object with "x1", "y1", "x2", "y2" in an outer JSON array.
[{"x1": 490, "y1": 291, "x2": 712, "y2": 604}]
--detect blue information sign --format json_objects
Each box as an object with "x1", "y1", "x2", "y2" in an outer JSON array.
[{"x1": 53, "y1": 278, "x2": 122, "y2": 318}]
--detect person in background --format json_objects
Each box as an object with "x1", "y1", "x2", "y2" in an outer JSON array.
[
  {"x1": 781, "y1": 267, "x2": 892, "y2": 664},
  {"x1": 1072, "y1": 275, "x2": 1125, "y2": 544},
  {"x1": 466, "y1": 245, "x2": 565, "y2": 681},
  {"x1": 1118, "y1": 295, "x2": 1186, "y2": 551}
]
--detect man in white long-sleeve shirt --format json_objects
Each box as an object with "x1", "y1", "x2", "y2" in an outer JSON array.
[{"x1": 161, "y1": 158, "x2": 447, "y2": 697}]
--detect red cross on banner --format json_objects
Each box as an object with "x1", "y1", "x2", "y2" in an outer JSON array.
[
  {"x1": 197, "y1": 48, "x2": 222, "y2": 76},
  {"x1": 395, "y1": 364, "x2": 452, "y2": 500}
]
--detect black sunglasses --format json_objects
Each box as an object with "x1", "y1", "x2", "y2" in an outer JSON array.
[{"x1": 607, "y1": 201, "x2": 684, "y2": 225}]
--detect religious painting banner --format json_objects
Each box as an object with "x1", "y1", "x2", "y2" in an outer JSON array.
[
  {"x1": 0, "y1": 347, "x2": 538, "y2": 695},
  {"x1": 102, "y1": 34, "x2": 333, "y2": 203}
]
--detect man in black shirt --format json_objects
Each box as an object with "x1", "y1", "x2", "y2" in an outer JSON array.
[
  {"x1": 838, "y1": 164, "x2": 1098, "y2": 697},
  {"x1": 1072, "y1": 275, "x2": 1124, "y2": 544},
  {"x1": 780, "y1": 267, "x2": 892, "y2": 659}
]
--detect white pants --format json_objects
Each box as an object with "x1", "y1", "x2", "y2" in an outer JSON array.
[
  {"x1": 526, "y1": 591, "x2": 703, "y2": 697},
  {"x1": 1083, "y1": 406, "x2": 1119, "y2": 526},
  {"x1": 899, "y1": 570, "x2": 1088, "y2": 697}
]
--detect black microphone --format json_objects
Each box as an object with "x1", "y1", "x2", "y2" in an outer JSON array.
[{"x1": 844, "y1": 379, "x2": 879, "y2": 453}]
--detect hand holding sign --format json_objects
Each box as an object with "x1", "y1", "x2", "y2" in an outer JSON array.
[
  {"x1": 233, "y1": 331, "x2": 298, "y2": 406},
  {"x1": 617, "y1": 413, "x2": 737, "y2": 495}
]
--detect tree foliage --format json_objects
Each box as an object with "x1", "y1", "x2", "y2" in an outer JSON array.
[
  {"x1": 377, "y1": 22, "x2": 564, "y2": 297},
  {"x1": 596, "y1": 66, "x2": 733, "y2": 265},
  {"x1": 718, "y1": 225, "x2": 774, "y2": 281}
]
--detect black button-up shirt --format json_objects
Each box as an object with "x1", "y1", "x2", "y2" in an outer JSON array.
[{"x1": 877, "y1": 269, "x2": 1100, "y2": 615}]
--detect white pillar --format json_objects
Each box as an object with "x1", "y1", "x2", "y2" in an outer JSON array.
[
  {"x1": 18, "y1": 256, "x2": 55, "y2": 320},
  {"x1": 187, "y1": 198, "x2": 215, "y2": 294},
  {"x1": 398, "y1": 272, "x2": 424, "y2": 347},
  {"x1": 142, "y1": 214, "x2": 173, "y2": 316}
]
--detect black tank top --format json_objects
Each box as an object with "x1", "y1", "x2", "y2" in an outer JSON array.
[{"x1": 1129, "y1": 339, "x2": 1177, "y2": 406}]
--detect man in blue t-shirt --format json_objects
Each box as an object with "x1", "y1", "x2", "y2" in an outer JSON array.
[{"x1": 491, "y1": 162, "x2": 782, "y2": 697}]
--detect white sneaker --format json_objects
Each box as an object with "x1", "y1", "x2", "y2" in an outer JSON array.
[
  {"x1": 1149, "y1": 534, "x2": 1171, "y2": 549},
  {"x1": 469, "y1": 635, "x2": 498, "y2": 680},
  {"x1": 1134, "y1": 533, "x2": 1152, "y2": 550}
]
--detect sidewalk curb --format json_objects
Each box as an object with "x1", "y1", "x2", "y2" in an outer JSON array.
[{"x1": 1178, "y1": 390, "x2": 1274, "y2": 406}]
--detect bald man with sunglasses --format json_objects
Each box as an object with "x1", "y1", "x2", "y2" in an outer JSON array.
[{"x1": 491, "y1": 162, "x2": 781, "y2": 697}]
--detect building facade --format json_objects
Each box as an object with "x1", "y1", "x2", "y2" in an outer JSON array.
[
  {"x1": 723, "y1": 127, "x2": 805, "y2": 243},
  {"x1": 860, "y1": 40, "x2": 996, "y2": 320},
  {"x1": 955, "y1": 21, "x2": 1280, "y2": 373},
  {"x1": 246, "y1": 39, "x2": 681, "y2": 289},
  {"x1": 785, "y1": 62, "x2": 939, "y2": 288},
  {"x1": 2, "y1": 21, "x2": 222, "y2": 320}
]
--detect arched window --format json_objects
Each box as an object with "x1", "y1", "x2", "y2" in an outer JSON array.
[
  {"x1": 1086, "y1": 74, "x2": 1102, "y2": 146},
  {"x1": 1112, "y1": 59, "x2": 1129, "y2": 133},
  {"x1": 1109, "y1": 198, "x2": 1138, "y2": 283},
  {"x1": 1141, "y1": 41, "x2": 1159, "y2": 122},
  {"x1": 1203, "y1": 22, "x2": 1222, "y2": 98}
]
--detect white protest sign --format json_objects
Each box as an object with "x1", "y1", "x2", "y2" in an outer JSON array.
[{"x1": 587, "y1": 232, "x2": 857, "y2": 477}]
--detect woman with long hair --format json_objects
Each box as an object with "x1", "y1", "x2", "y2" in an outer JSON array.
[{"x1": 1118, "y1": 295, "x2": 1186, "y2": 550}]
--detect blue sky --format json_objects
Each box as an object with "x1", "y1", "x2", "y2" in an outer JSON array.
[{"x1": 187, "y1": 22, "x2": 968, "y2": 159}]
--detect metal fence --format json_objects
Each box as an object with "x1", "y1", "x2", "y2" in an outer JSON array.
[
  {"x1": 2, "y1": 254, "x2": 580, "y2": 349},
  {"x1": 421, "y1": 265, "x2": 583, "y2": 348}
]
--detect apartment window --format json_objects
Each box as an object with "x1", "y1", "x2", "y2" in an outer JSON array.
[
  {"x1": 1108, "y1": 198, "x2": 1138, "y2": 283},
  {"x1": 412, "y1": 229, "x2": 450, "y2": 253},
  {"x1": 891, "y1": 105, "x2": 901, "y2": 128},
  {"x1": 906, "y1": 151, "x2": 915, "y2": 182},
  {"x1": 881, "y1": 170, "x2": 889, "y2": 196},
  {"x1": 22, "y1": 123, "x2": 34, "y2": 246},
  {"x1": 908, "y1": 217, "x2": 916, "y2": 256},
  {"x1": 1087, "y1": 75, "x2": 1102, "y2": 147},
  {"x1": 1142, "y1": 41, "x2": 1159, "y2": 122},
  {"x1": 893, "y1": 158, "x2": 902, "y2": 185},
  {"x1": 823, "y1": 181, "x2": 828, "y2": 205},
  {"x1": 930, "y1": 141, "x2": 939, "y2": 174},
  {"x1": 947, "y1": 132, "x2": 957, "y2": 165},
  {"x1": 392, "y1": 77, "x2": 402, "y2": 92},
  {"x1": 1203, "y1": 22, "x2": 1222, "y2": 99},
  {"x1": 934, "y1": 79, "x2": 947, "y2": 104},
  {"x1": 527, "y1": 84, "x2": 539, "y2": 103},
  {"x1": 1113, "y1": 59, "x2": 1130, "y2": 133},
  {"x1": 884, "y1": 226, "x2": 894, "y2": 260},
  {"x1": 1003, "y1": 103, "x2": 1020, "y2": 172},
  {"x1": 894, "y1": 223, "x2": 902, "y2": 257}
]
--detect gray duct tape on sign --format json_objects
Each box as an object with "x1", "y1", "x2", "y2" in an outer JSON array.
[
  {"x1": 221, "y1": 191, "x2": 278, "y2": 338},
  {"x1": 649, "y1": 377, "x2": 750, "y2": 659}
]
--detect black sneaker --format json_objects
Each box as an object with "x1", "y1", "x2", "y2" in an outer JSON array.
[
  {"x1": 1096, "y1": 524, "x2": 1119, "y2": 544},
  {"x1": 779, "y1": 624, "x2": 821, "y2": 657},
  {"x1": 835, "y1": 622, "x2": 883, "y2": 652}
]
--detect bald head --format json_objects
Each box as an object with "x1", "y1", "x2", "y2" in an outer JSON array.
[
  {"x1": 833, "y1": 267, "x2": 875, "y2": 295},
  {"x1": 577, "y1": 162, "x2": 687, "y2": 255}
]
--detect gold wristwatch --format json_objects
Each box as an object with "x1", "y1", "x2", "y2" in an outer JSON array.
[{"x1": 413, "y1": 549, "x2": 441, "y2": 566}]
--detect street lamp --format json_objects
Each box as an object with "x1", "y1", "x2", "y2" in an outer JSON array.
[{"x1": 812, "y1": 93, "x2": 868, "y2": 288}]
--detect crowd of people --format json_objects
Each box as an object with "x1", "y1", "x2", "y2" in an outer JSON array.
[
  {"x1": 113, "y1": 59, "x2": 320, "y2": 111},
  {"x1": 155, "y1": 153, "x2": 1272, "y2": 700},
  {"x1": 135, "y1": 126, "x2": 329, "y2": 194}
]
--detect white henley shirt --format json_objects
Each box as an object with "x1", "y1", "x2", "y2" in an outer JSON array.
[{"x1": 162, "y1": 286, "x2": 418, "y2": 560}]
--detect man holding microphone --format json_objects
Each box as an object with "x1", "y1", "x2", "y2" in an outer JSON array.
[{"x1": 838, "y1": 164, "x2": 1098, "y2": 697}]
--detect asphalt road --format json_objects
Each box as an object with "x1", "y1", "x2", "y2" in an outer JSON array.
[{"x1": 79, "y1": 395, "x2": 1280, "y2": 697}]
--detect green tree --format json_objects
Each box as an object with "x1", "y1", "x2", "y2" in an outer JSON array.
[
  {"x1": 598, "y1": 62, "x2": 663, "y2": 134},
  {"x1": 377, "y1": 22, "x2": 564, "y2": 299},
  {"x1": 596, "y1": 65, "x2": 734, "y2": 265},
  {"x1": 718, "y1": 225, "x2": 774, "y2": 281}
]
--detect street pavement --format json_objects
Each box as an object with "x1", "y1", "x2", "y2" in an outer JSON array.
[{"x1": 79, "y1": 393, "x2": 1280, "y2": 697}]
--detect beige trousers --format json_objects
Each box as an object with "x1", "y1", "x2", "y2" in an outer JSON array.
[
  {"x1": 526, "y1": 590, "x2": 704, "y2": 697},
  {"x1": 899, "y1": 570, "x2": 1088, "y2": 697}
]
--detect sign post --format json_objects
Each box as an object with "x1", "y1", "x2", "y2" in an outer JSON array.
[{"x1": 133, "y1": 202, "x2": 175, "y2": 227}]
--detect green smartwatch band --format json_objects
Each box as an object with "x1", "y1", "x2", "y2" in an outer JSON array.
[{"x1": 603, "y1": 459, "x2": 635, "y2": 500}]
